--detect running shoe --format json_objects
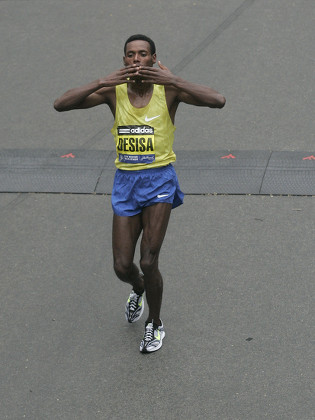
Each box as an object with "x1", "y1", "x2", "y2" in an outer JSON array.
[
  {"x1": 140, "y1": 320, "x2": 165, "y2": 353},
  {"x1": 125, "y1": 290, "x2": 144, "y2": 323}
]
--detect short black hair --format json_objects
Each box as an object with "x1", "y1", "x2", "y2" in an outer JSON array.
[{"x1": 124, "y1": 34, "x2": 156, "y2": 55}]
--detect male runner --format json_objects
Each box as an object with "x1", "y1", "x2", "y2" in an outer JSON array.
[{"x1": 54, "y1": 34, "x2": 225, "y2": 353}]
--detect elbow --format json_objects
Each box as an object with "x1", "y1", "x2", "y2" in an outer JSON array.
[
  {"x1": 53, "y1": 100, "x2": 62, "y2": 112},
  {"x1": 53, "y1": 99, "x2": 65, "y2": 112},
  {"x1": 217, "y1": 95, "x2": 226, "y2": 109},
  {"x1": 208, "y1": 94, "x2": 226, "y2": 109}
]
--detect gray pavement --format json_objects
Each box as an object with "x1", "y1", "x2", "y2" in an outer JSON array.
[
  {"x1": 1, "y1": 0, "x2": 314, "y2": 419},
  {"x1": 1, "y1": 0, "x2": 314, "y2": 152},
  {"x1": 1, "y1": 193, "x2": 314, "y2": 420}
]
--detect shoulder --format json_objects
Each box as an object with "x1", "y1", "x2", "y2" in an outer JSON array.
[
  {"x1": 96, "y1": 86, "x2": 116, "y2": 104},
  {"x1": 90, "y1": 86, "x2": 117, "y2": 116},
  {"x1": 163, "y1": 86, "x2": 180, "y2": 122},
  {"x1": 164, "y1": 85, "x2": 181, "y2": 106}
]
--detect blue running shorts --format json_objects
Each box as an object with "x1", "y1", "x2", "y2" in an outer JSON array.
[{"x1": 111, "y1": 164, "x2": 184, "y2": 216}]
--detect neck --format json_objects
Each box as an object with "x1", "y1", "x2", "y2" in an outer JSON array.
[{"x1": 128, "y1": 80, "x2": 153, "y2": 97}]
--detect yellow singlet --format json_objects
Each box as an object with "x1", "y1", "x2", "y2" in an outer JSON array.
[{"x1": 111, "y1": 84, "x2": 176, "y2": 170}]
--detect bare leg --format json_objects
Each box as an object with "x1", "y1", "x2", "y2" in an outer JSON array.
[
  {"x1": 140, "y1": 203, "x2": 172, "y2": 325},
  {"x1": 112, "y1": 213, "x2": 144, "y2": 294}
]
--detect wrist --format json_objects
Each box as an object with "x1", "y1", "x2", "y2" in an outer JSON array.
[
  {"x1": 97, "y1": 78, "x2": 107, "y2": 89},
  {"x1": 171, "y1": 75, "x2": 185, "y2": 88}
]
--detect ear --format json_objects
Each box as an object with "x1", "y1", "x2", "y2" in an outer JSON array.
[
  {"x1": 123, "y1": 56, "x2": 127, "y2": 66},
  {"x1": 152, "y1": 53, "x2": 157, "y2": 64}
]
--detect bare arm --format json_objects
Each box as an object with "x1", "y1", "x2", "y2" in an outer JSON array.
[
  {"x1": 169, "y1": 77, "x2": 226, "y2": 108},
  {"x1": 54, "y1": 79, "x2": 108, "y2": 112},
  {"x1": 53, "y1": 65, "x2": 140, "y2": 112},
  {"x1": 138, "y1": 61, "x2": 226, "y2": 109}
]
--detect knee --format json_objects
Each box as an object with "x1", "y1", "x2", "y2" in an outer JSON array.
[
  {"x1": 113, "y1": 259, "x2": 133, "y2": 281},
  {"x1": 140, "y1": 253, "x2": 158, "y2": 275}
]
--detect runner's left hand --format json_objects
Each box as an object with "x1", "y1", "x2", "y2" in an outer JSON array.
[{"x1": 137, "y1": 61, "x2": 175, "y2": 85}]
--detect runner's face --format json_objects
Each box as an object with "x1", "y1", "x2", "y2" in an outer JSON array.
[{"x1": 123, "y1": 40, "x2": 156, "y2": 67}]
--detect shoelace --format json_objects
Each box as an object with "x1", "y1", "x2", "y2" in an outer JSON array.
[
  {"x1": 129, "y1": 293, "x2": 139, "y2": 312},
  {"x1": 143, "y1": 323, "x2": 154, "y2": 342}
]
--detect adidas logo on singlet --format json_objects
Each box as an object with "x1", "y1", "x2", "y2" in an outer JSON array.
[{"x1": 118, "y1": 125, "x2": 154, "y2": 135}]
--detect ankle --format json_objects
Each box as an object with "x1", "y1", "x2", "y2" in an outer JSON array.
[
  {"x1": 134, "y1": 288, "x2": 144, "y2": 296},
  {"x1": 133, "y1": 274, "x2": 144, "y2": 295},
  {"x1": 146, "y1": 318, "x2": 162, "y2": 327}
]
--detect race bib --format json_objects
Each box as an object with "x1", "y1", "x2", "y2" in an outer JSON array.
[{"x1": 116, "y1": 125, "x2": 155, "y2": 164}]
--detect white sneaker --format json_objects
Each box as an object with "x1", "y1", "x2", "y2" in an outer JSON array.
[
  {"x1": 140, "y1": 321, "x2": 165, "y2": 353},
  {"x1": 125, "y1": 290, "x2": 144, "y2": 323}
]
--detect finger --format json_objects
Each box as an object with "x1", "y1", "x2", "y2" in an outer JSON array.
[
  {"x1": 141, "y1": 81, "x2": 165, "y2": 86},
  {"x1": 122, "y1": 65, "x2": 140, "y2": 74},
  {"x1": 138, "y1": 68, "x2": 159, "y2": 76},
  {"x1": 158, "y1": 61, "x2": 168, "y2": 70},
  {"x1": 123, "y1": 66, "x2": 139, "y2": 73},
  {"x1": 138, "y1": 66, "x2": 158, "y2": 71},
  {"x1": 124, "y1": 64, "x2": 140, "y2": 69}
]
